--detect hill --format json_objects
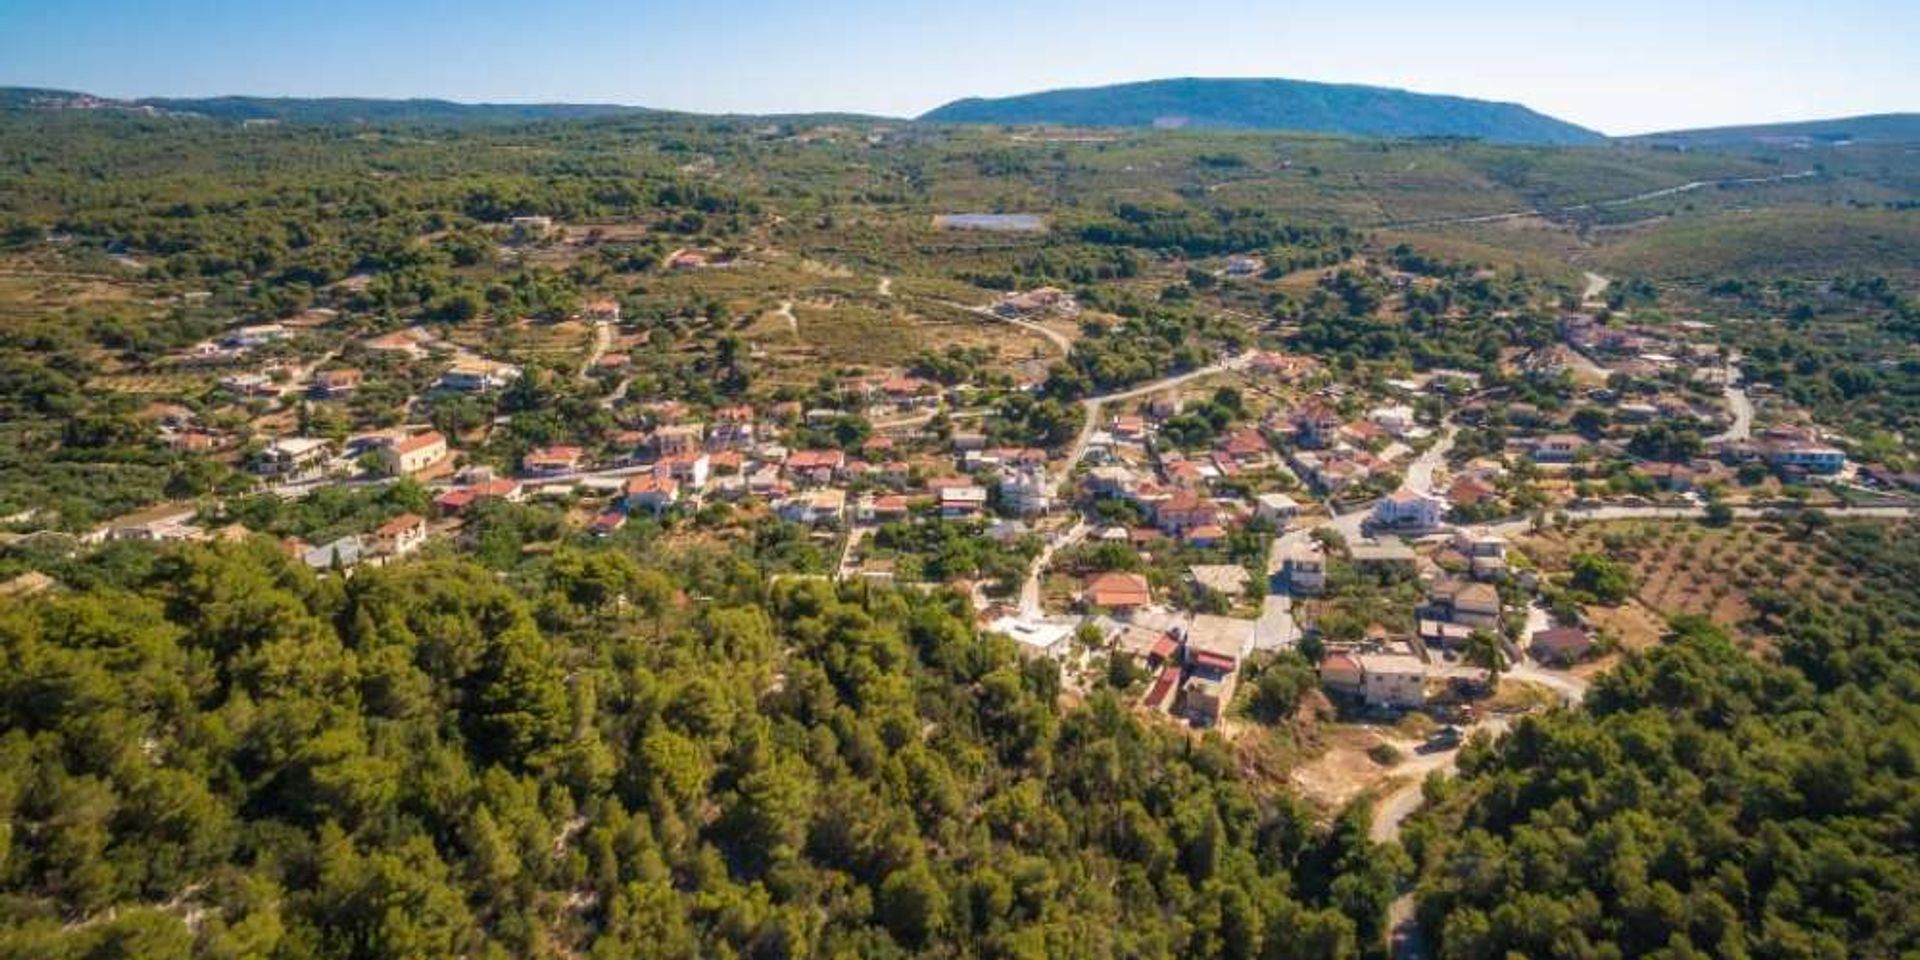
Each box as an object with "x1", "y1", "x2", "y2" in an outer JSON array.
[
  {"x1": 1628, "y1": 113, "x2": 1920, "y2": 148},
  {"x1": 0, "y1": 87, "x2": 654, "y2": 124},
  {"x1": 919, "y1": 76, "x2": 1606, "y2": 145},
  {"x1": 137, "y1": 95, "x2": 655, "y2": 124}
]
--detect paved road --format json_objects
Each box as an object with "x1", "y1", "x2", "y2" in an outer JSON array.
[
  {"x1": 928, "y1": 298, "x2": 1073, "y2": 356},
  {"x1": 1483, "y1": 503, "x2": 1914, "y2": 538},
  {"x1": 1402, "y1": 426, "x2": 1456, "y2": 498},
  {"x1": 1375, "y1": 169, "x2": 1817, "y2": 230},
  {"x1": 1370, "y1": 715, "x2": 1518, "y2": 844},
  {"x1": 836, "y1": 526, "x2": 871, "y2": 581},
  {"x1": 1704, "y1": 353, "x2": 1752, "y2": 444},
  {"x1": 1020, "y1": 520, "x2": 1089, "y2": 617},
  {"x1": 1053, "y1": 350, "x2": 1259, "y2": 486}
]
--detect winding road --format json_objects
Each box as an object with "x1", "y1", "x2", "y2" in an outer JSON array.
[{"x1": 1375, "y1": 169, "x2": 1818, "y2": 230}]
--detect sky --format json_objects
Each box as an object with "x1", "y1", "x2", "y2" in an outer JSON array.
[{"x1": 0, "y1": 0, "x2": 1914, "y2": 135}]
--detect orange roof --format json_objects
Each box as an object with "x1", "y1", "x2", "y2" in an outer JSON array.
[
  {"x1": 393, "y1": 431, "x2": 446, "y2": 455},
  {"x1": 787, "y1": 449, "x2": 845, "y2": 469},
  {"x1": 376, "y1": 513, "x2": 426, "y2": 536},
  {"x1": 1085, "y1": 572, "x2": 1152, "y2": 608},
  {"x1": 625, "y1": 475, "x2": 678, "y2": 496}
]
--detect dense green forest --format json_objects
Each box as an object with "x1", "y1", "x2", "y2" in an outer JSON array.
[
  {"x1": 0, "y1": 539, "x2": 1395, "y2": 958},
  {"x1": 1406, "y1": 520, "x2": 1920, "y2": 959}
]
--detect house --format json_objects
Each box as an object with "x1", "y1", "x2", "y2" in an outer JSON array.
[
  {"x1": 1369, "y1": 405, "x2": 1417, "y2": 437},
  {"x1": 1084, "y1": 465, "x2": 1140, "y2": 498},
  {"x1": 1281, "y1": 540, "x2": 1327, "y2": 595},
  {"x1": 220, "y1": 372, "x2": 282, "y2": 398},
  {"x1": 707, "y1": 419, "x2": 755, "y2": 452},
  {"x1": 1189, "y1": 564, "x2": 1252, "y2": 600},
  {"x1": 1216, "y1": 428, "x2": 1272, "y2": 465},
  {"x1": 1358, "y1": 654, "x2": 1428, "y2": 709},
  {"x1": 432, "y1": 478, "x2": 523, "y2": 516},
  {"x1": 877, "y1": 376, "x2": 940, "y2": 409},
  {"x1": 1083, "y1": 572, "x2": 1152, "y2": 611},
  {"x1": 937, "y1": 484, "x2": 989, "y2": 519},
  {"x1": 309, "y1": 368, "x2": 364, "y2": 398},
  {"x1": 1370, "y1": 488, "x2": 1447, "y2": 534},
  {"x1": 1112, "y1": 624, "x2": 1181, "y2": 668},
  {"x1": 1418, "y1": 619, "x2": 1477, "y2": 649},
  {"x1": 659, "y1": 452, "x2": 711, "y2": 491},
  {"x1": 1447, "y1": 475, "x2": 1500, "y2": 508},
  {"x1": 253, "y1": 437, "x2": 333, "y2": 479},
  {"x1": 1290, "y1": 402, "x2": 1342, "y2": 449},
  {"x1": 1181, "y1": 676, "x2": 1229, "y2": 726},
  {"x1": 652, "y1": 424, "x2": 706, "y2": 458},
  {"x1": 1763, "y1": 441, "x2": 1847, "y2": 475},
  {"x1": 583, "y1": 298, "x2": 621, "y2": 322},
  {"x1": 1185, "y1": 614, "x2": 1255, "y2": 675},
  {"x1": 378, "y1": 432, "x2": 449, "y2": 478},
  {"x1": 522, "y1": 445, "x2": 585, "y2": 476},
  {"x1": 1451, "y1": 528, "x2": 1510, "y2": 580},
  {"x1": 372, "y1": 513, "x2": 428, "y2": 557},
  {"x1": 222, "y1": 323, "x2": 292, "y2": 349},
  {"x1": 1255, "y1": 493, "x2": 1301, "y2": 524},
  {"x1": 998, "y1": 466, "x2": 1054, "y2": 516},
  {"x1": 1349, "y1": 538, "x2": 1418, "y2": 575},
  {"x1": 785, "y1": 449, "x2": 846, "y2": 485},
  {"x1": 989, "y1": 616, "x2": 1077, "y2": 659},
  {"x1": 779, "y1": 488, "x2": 847, "y2": 526},
  {"x1": 437, "y1": 360, "x2": 521, "y2": 393},
  {"x1": 855, "y1": 494, "x2": 912, "y2": 525},
  {"x1": 1425, "y1": 579, "x2": 1503, "y2": 629},
  {"x1": 302, "y1": 535, "x2": 367, "y2": 572},
  {"x1": 994, "y1": 287, "x2": 1076, "y2": 318},
  {"x1": 1318, "y1": 652, "x2": 1365, "y2": 696},
  {"x1": 624, "y1": 475, "x2": 680, "y2": 515},
  {"x1": 1530, "y1": 434, "x2": 1587, "y2": 464},
  {"x1": 588, "y1": 511, "x2": 628, "y2": 537},
  {"x1": 1531, "y1": 626, "x2": 1594, "y2": 665},
  {"x1": 93, "y1": 502, "x2": 201, "y2": 544},
  {"x1": 1155, "y1": 491, "x2": 1218, "y2": 535},
  {"x1": 1183, "y1": 524, "x2": 1228, "y2": 548}
]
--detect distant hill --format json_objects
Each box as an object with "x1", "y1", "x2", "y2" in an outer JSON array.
[
  {"x1": 1626, "y1": 113, "x2": 1920, "y2": 148},
  {"x1": 919, "y1": 77, "x2": 1606, "y2": 145},
  {"x1": 0, "y1": 87, "x2": 911, "y2": 127},
  {"x1": 136, "y1": 95, "x2": 655, "y2": 124},
  {"x1": 0, "y1": 88, "x2": 653, "y2": 124}
]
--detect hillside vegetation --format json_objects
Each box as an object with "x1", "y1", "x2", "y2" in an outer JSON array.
[{"x1": 920, "y1": 78, "x2": 1605, "y2": 145}]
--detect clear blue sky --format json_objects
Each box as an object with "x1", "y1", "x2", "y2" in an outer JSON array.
[{"x1": 1, "y1": 0, "x2": 1913, "y2": 134}]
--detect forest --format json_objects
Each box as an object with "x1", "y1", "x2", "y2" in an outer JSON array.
[
  {"x1": 1405, "y1": 521, "x2": 1920, "y2": 959},
  {"x1": 0, "y1": 538, "x2": 1395, "y2": 959}
]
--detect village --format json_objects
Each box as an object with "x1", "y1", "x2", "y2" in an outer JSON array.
[{"x1": 54, "y1": 251, "x2": 1919, "y2": 797}]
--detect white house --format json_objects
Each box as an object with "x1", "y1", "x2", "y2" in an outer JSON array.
[
  {"x1": 624, "y1": 474, "x2": 680, "y2": 515},
  {"x1": 1255, "y1": 492, "x2": 1301, "y2": 524},
  {"x1": 437, "y1": 360, "x2": 521, "y2": 393},
  {"x1": 998, "y1": 466, "x2": 1053, "y2": 516},
  {"x1": 372, "y1": 513, "x2": 429, "y2": 557},
  {"x1": 378, "y1": 432, "x2": 448, "y2": 477},
  {"x1": 1281, "y1": 540, "x2": 1327, "y2": 595},
  {"x1": 254, "y1": 437, "x2": 333, "y2": 479},
  {"x1": 1371, "y1": 488, "x2": 1446, "y2": 533},
  {"x1": 1358, "y1": 654, "x2": 1427, "y2": 709},
  {"x1": 779, "y1": 488, "x2": 847, "y2": 526}
]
